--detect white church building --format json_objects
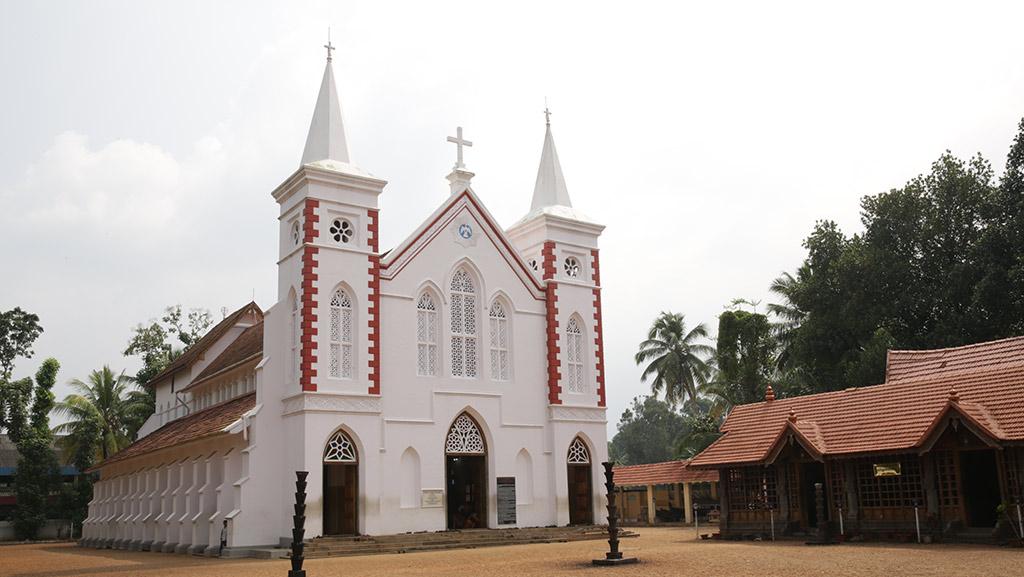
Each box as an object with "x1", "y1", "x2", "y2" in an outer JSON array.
[{"x1": 82, "y1": 48, "x2": 609, "y2": 553}]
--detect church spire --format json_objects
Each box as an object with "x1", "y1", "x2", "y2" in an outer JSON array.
[
  {"x1": 301, "y1": 36, "x2": 352, "y2": 167},
  {"x1": 530, "y1": 106, "x2": 572, "y2": 211}
]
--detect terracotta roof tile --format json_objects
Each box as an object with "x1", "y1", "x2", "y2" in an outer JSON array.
[
  {"x1": 91, "y1": 392, "x2": 255, "y2": 471},
  {"x1": 146, "y1": 302, "x2": 263, "y2": 387},
  {"x1": 184, "y1": 321, "x2": 264, "y2": 391},
  {"x1": 690, "y1": 340, "x2": 1024, "y2": 469},
  {"x1": 886, "y1": 335, "x2": 1024, "y2": 384},
  {"x1": 613, "y1": 460, "x2": 718, "y2": 486}
]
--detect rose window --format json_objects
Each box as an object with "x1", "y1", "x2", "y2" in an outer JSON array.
[
  {"x1": 330, "y1": 218, "x2": 354, "y2": 244},
  {"x1": 291, "y1": 221, "x2": 301, "y2": 246},
  {"x1": 563, "y1": 256, "x2": 581, "y2": 278}
]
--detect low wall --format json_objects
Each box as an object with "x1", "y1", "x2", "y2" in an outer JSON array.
[{"x1": 0, "y1": 520, "x2": 74, "y2": 542}]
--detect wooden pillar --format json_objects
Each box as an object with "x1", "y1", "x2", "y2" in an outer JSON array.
[
  {"x1": 673, "y1": 483, "x2": 682, "y2": 509},
  {"x1": 646, "y1": 484, "x2": 656, "y2": 525},
  {"x1": 711, "y1": 481, "x2": 718, "y2": 500},
  {"x1": 718, "y1": 469, "x2": 730, "y2": 531},
  {"x1": 843, "y1": 461, "x2": 859, "y2": 523},
  {"x1": 683, "y1": 483, "x2": 694, "y2": 524},
  {"x1": 775, "y1": 464, "x2": 790, "y2": 523},
  {"x1": 921, "y1": 453, "x2": 939, "y2": 516}
]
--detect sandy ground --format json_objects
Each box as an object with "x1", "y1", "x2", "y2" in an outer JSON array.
[{"x1": 0, "y1": 528, "x2": 1019, "y2": 577}]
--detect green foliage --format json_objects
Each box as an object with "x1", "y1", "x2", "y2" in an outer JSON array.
[
  {"x1": 707, "y1": 306, "x2": 776, "y2": 406},
  {"x1": 634, "y1": 312, "x2": 715, "y2": 408},
  {"x1": 609, "y1": 396, "x2": 689, "y2": 465},
  {"x1": 123, "y1": 305, "x2": 211, "y2": 387},
  {"x1": 7, "y1": 358, "x2": 61, "y2": 540},
  {"x1": 53, "y1": 366, "x2": 138, "y2": 461},
  {"x1": 0, "y1": 307, "x2": 43, "y2": 381}
]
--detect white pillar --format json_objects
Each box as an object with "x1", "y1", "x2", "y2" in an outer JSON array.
[
  {"x1": 646, "y1": 484, "x2": 656, "y2": 525},
  {"x1": 683, "y1": 482, "x2": 694, "y2": 525}
]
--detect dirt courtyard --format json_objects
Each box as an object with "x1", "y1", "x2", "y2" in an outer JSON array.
[{"x1": 0, "y1": 528, "x2": 1019, "y2": 577}]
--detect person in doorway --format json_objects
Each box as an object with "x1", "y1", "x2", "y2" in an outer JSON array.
[{"x1": 219, "y1": 519, "x2": 228, "y2": 556}]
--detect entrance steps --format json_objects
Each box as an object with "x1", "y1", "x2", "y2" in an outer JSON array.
[{"x1": 296, "y1": 526, "x2": 634, "y2": 559}]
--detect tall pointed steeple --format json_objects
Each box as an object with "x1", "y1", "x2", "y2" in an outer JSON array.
[
  {"x1": 301, "y1": 39, "x2": 353, "y2": 168},
  {"x1": 530, "y1": 108, "x2": 572, "y2": 210}
]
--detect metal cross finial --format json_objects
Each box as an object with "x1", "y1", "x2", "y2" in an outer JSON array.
[
  {"x1": 544, "y1": 97, "x2": 551, "y2": 126},
  {"x1": 324, "y1": 28, "x2": 335, "y2": 62},
  {"x1": 446, "y1": 126, "x2": 473, "y2": 170}
]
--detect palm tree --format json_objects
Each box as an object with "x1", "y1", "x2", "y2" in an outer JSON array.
[
  {"x1": 767, "y1": 272, "x2": 805, "y2": 371},
  {"x1": 53, "y1": 366, "x2": 137, "y2": 462},
  {"x1": 634, "y1": 312, "x2": 715, "y2": 409}
]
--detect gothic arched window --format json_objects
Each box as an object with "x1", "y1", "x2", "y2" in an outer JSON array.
[
  {"x1": 450, "y1": 269, "x2": 477, "y2": 378},
  {"x1": 329, "y1": 288, "x2": 354, "y2": 379},
  {"x1": 417, "y1": 292, "x2": 438, "y2": 376},
  {"x1": 568, "y1": 437, "x2": 590, "y2": 464},
  {"x1": 323, "y1": 430, "x2": 358, "y2": 463},
  {"x1": 488, "y1": 300, "x2": 509, "y2": 381},
  {"x1": 565, "y1": 316, "x2": 586, "y2": 393},
  {"x1": 445, "y1": 414, "x2": 486, "y2": 455}
]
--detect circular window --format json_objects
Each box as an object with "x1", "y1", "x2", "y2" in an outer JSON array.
[
  {"x1": 291, "y1": 221, "x2": 301, "y2": 246},
  {"x1": 563, "y1": 256, "x2": 581, "y2": 278},
  {"x1": 528, "y1": 258, "x2": 539, "y2": 272},
  {"x1": 330, "y1": 218, "x2": 354, "y2": 244}
]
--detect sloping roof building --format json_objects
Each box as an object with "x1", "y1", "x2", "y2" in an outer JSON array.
[{"x1": 690, "y1": 336, "x2": 1024, "y2": 542}]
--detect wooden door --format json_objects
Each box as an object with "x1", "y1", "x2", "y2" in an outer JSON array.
[
  {"x1": 568, "y1": 465, "x2": 593, "y2": 525},
  {"x1": 324, "y1": 463, "x2": 358, "y2": 535}
]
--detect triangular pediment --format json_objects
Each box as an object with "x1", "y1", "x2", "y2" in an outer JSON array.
[{"x1": 380, "y1": 189, "x2": 546, "y2": 299}]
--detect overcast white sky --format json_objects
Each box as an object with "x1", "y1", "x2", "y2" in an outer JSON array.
[{"x1": 2, "y1": 1, "x2": 1022, "y2": 436}]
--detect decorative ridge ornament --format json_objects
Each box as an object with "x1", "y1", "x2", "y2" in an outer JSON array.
[
  {"x1": 765, "y1": 384, "x2": 776, "y2": 402},
  {"x1": 788, "y1": 407, "x2": 797, "y2": 423},
  {"x1": 949, "y1": 386, "x2": 960, "y2": 403}
]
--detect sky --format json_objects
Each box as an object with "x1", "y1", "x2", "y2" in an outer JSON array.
[{"x1": 1, "y1": 1, "x2": 1023, "y2": 437}]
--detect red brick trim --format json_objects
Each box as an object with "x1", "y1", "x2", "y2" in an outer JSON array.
[
  {"x1": 367, "y1": 209, "x2": 381, "y2": 395},
  {"x1": 591, "y1": 249, "x2": 606, "y2": 407},
  {"x1": 300, "y1": 199, "x2": 321, "y2": 392},
  {"x1": 543, "y1": 241, "x2": 562, "y2": 404}
]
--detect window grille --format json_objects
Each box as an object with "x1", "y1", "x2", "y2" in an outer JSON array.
[
  {"x1": 567, "y1": 437, "x2": 590, "y2": 464},
  {"x1": 329, "y1": 289, "x2": 353, "y2": 379},
  {"x1": 565, "y1": 317, "x2": 585, "y2": 393},
  {"x1": 855, "y1": 455, "x2": 923, "y2": 508},
  {"x1": 488, "y1": 300, "x2": 509, "y2": 380},
  {"x1": 323, "y1": 430, "x2": 358, "y2": 463},
  {"x1": 726, "y1": 466, "x2": 778, "y2": 512},
  {"x1": 450, "y1": 269, "x2": 477, "y2": 377},
  {"x1": 416, "y1": 292, "x2": 438, "y2": 376},
  {"x1": 445, "y1": 414, "x2": 485, "y2": 455}
]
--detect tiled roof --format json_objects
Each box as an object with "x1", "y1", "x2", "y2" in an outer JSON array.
[
  {"x1": 690, "y1": 337, "x2": 1024, "y2": 469},
  {"x1": 613, "y1": 459, "x2": 719, "y2": 487},
  {"x1": 184, "y1": 321, "x2": 264, "y2": 391},
  {"x1": 146, "y1": 302, "x2": 263, "y2": 387},
  {"x1": 886, "y1": 335, "x2": 1024, "y2": 384},
  {"x1": 91, "y1": 392, "x2": 255, "y2": 471}
]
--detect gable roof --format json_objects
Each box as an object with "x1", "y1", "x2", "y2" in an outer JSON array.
[
  {"x1": 690, "y1": 336, "x2": 1024, "y2": 469},
  {"x1": 146, "y1": 302, "x2": 263, "y2": 388},
  {"x1": 380, "y1": 188, "x2": 545, "y2": 299},
  {"x1": 613, "y1": 459, "x2": 719, "y2": 487},
  {"x1": 183, "y1": 321, "x2": 264, "y2": 392},
  {"x1": 886, "y1": 335, "x2": 1024, "y2": 384},
  {"x1": 90, "y1": 392, "x2": 255, "y2": 471}
]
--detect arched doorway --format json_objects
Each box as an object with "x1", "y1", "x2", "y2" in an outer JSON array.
[
  {"x1": 445, "y1": 413, "x2": 488, "y2": 529},
  {"x1": 567, "y1": 437, "x2": 593, "y2": 525},
  {"x1": 323, "y1": 429, "x2": 358, "y2": 535}
]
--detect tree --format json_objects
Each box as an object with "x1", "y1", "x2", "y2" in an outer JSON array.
[
  {"x1": 53, "y1": 367, "x2": 138, "y2": 462},
  {"x1": 609, "y1": 396, "x2": 689, "y2": 465},
  {"x1": 703, "y1": 303, "x2": 777, "y2": 406},
  {"x1": 634, "y1": 312, "x2": 715, "y2": 409},
  {"x1": 5, "y1": 358, "x2": 61, "y2": 540},
  {"x1": 0, "y1": 307, "x2": 43, "y2": 381}
]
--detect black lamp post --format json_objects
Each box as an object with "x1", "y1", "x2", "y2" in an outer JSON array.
[
  {"x1": 593, "y1": 461, "x2": 638, "y2": 565},
  {"x1": 289, "y1": 471, "x2": 308, "y2": 577}
]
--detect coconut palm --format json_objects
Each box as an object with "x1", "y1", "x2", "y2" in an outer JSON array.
[
  {"x1": 767, "y1": 271, "x2": 805, "y2": 371},
  {"x1": 53, "y1": 366, "x2": 138, "y2": 462},
  {"x1": 634, "y1": 312, "x2": 715, "y2": 409}
]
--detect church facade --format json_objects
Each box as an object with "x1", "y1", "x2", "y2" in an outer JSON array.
[{"x1": 81, "y1": 52, "x2": 609, "y2": 553}]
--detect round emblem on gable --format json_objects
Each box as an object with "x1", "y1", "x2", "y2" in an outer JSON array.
[{"x1": 458, "y1": 223, "x2": 473, "y2": 239}]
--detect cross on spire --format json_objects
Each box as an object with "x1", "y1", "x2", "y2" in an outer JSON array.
[
  {"x1": 544, "y1": 97, "x2": 551, "y2": 126},
  {"x1": 324, "y1": 28, "x2": 335, "y2": 62},
  {"x1": 446, "y1": 126, "x2": 473, "y2": 170}
]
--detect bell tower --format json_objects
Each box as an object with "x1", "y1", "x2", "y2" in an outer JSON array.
[
  {"x1": 271, "y1": 43, "x2": 386, "y2": 396},
  {"x1": 507, "y1": 109, "x2": 606, "y2": 407}
]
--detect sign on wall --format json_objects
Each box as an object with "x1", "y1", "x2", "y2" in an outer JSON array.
[
  {"x1": 497, "y1": 477, "x2": 517, "y2": 525},
  {"x1": 421, "y1": 489, "x2": 444, "y2": 508}
]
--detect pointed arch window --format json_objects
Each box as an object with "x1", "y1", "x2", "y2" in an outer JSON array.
[
  {"x1": 329, "y1": 288, "x2": 354, "y2": 379},
  {"x1": 450, "y1": 269, "x2": 478, "y2": 378},
  {"x1": 566, "y1": 316, "x2": 586, "y2": 393},
  {"x1": 417, "y1": 292, "x2": 438, "y2": 376},
  {"x1": 488, "y1": 300, "x2": 509, "y2": 381},
  {"x1": 445, "y1": 414, "x2": 485, "y2": 455},
  {"x1": 323, "y1": 430, "x2": 358, "y2": 463},
  {"x1": 290, "y1": 291, "x2": 299, "y2": 385},
  {"x1": 568, "y1": 437, "x2": 590, "y2": 464}
]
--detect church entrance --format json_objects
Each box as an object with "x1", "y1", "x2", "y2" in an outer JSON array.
[
  {"x1": 445, "y1": 413, "x2": 488, "y2": 529},
  {"x1": 567, "y1": 437, "x2": 593, "y2": 525},
  {"x1": 323, "y1": 430, "x2": 358, "y2": 535},
  {"x1": 960, "y1": 449, "x2": 1001, "y2": 528}
]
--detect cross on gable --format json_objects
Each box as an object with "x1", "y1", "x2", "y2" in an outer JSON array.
[{"x1": 446, "y1": 126, "x2": 473, "y2": 170}]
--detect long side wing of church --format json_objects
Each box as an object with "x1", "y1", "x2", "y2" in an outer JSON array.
[{"x1": 81, "y1": 49, "x2": 609, "y2": 553}]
